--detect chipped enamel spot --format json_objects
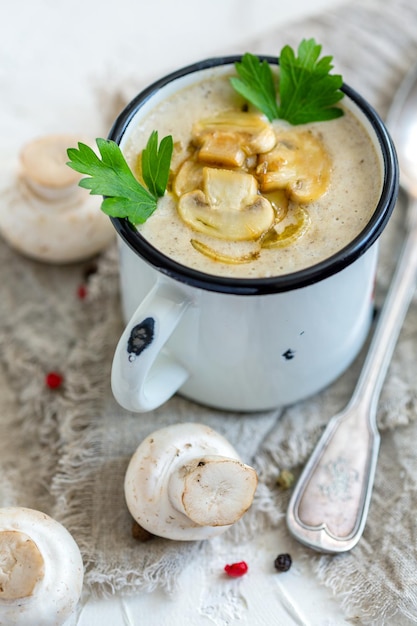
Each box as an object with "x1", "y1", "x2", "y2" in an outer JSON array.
[{"x1": 127, "y1": 317, "x2": 155, "y2": 356}]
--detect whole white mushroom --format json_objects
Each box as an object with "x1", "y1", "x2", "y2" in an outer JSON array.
[
  {"x1": 0, "y1": 507, "x2": 84, "y2": 626},
  {"x1": 0, "y1": 134, "x2": 114, "y2": 263},
  {"x1": 124, "y1": 422, "x2": 258, "y2": 541}
]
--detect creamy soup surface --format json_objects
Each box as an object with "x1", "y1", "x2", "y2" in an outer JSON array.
[{"x1": 123, "y1": 71, "x2": 382, "y2": 279}]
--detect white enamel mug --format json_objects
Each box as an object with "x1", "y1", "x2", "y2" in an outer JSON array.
[{"x1": 108, "y1": 57, "x2": 398, "y2": 413}]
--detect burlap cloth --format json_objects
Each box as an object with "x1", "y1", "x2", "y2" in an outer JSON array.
[{"x1": 2, "y1": 0, "x2": 417, "y2": 622}]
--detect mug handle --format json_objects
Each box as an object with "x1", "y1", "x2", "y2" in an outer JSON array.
[{"x1": 111, "y1": 280, "x2": 191, "y2": 412}]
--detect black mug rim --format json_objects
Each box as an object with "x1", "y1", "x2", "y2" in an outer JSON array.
[{"x1": 108, "y1": 55, "x2": 399, "y2": 296}]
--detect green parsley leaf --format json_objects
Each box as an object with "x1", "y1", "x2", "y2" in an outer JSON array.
[
  {"x1": 66, "y1": 133, "x2": 173, "y2": 225},
  {"x1": 230, "y1": 53, "x2": 279, "y2": 122},
  {"x1": 141, "y1": 131, "x2": 174, "y2": 198},
  {"x1": 278, "y1": 39, "x2": 344, "y2": 124},
  {"x1": 231, "y1": 39, "x2": 344, "y2": 125}
]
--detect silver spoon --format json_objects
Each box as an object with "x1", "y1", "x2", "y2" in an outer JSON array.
[{"x1": 286, "y1": 64, "x2": 417, "y2": 553}]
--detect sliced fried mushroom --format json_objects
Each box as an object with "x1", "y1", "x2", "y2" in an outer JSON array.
[
  {"x1": 190, "y1": 238, "x2": 260, "y2": 264},
  {"x1": 263, "y1": 188, "x2": 290, "y2": 221},
  {"x1": 193, "y1": 111, "x2": 276, "y2": 167},
  {"x1": 124, "y1": 423, "x2": 258, "y2": 541},
  {"x1": 261, "y1": 205, "x2": 311, "y2": 248},
  {"x1": 173, "y1": 158, "x2": 205, "y2": 197},
  {"x1": 178, "y1": 167, "x2": 274, "y2": 240},
  {"x1": 0, "y1": 133, "x2": 115, "y2": 263},
  {"x1": 257, "y1": 129, "x2": 331, "y2": 202},
  {"x1": 0, "y1": 507, "x2": 83, "y2": 626}
]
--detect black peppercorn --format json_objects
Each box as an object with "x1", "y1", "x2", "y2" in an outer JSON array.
[{"x1": 274, "y1": 553, "x2": 292, "y2": 572}]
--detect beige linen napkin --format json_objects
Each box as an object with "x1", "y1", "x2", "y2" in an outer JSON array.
[{"x1": 2, "y1": 0, "x2": 417, "y2": 623}]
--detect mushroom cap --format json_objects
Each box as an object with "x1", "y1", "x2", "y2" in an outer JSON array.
[
  {"x1": 124, "y1": 422, "x2": 257, "y2": 541},
  {"x1": 0, "y1": 186, "x2": 115, "y2": 263},
  {"x1": 0, "y1": 507, "x2": 84, "y2": 626},
  {"x1": 0, "y1": 134, "x2": 115, "y2": 264},
  {"x1": 257, "y1": 129, "x2": 331, "y2": 201}
]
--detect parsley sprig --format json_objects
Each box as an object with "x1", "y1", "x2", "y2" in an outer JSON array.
[
  {"x1": 66, "y1": 131, "x2": 173, "y2": 225},
  {"x1": 230, "y1": 39, "x2": 344, "y2": 125}
]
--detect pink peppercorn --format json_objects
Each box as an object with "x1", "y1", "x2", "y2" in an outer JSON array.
[
  {"x1": 77, "y1": 284, "x2": 87, "y2": 300},
  {"x1": 224, "y1": 561, "x2": 248, "y2": 577},
  {"x1": 45, "y1": 372, "x2": 63, "y2": 389}
]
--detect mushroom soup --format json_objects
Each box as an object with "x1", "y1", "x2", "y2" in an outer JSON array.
[{"x1": 123, "y1": 72, "x2": 382, "y2": 279}]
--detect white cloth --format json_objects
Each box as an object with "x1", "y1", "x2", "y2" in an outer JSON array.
[{"x1": 1, "y1": 0, "x2": 417, "y2": 623}]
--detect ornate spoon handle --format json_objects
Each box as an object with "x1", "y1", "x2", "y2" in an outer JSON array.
[{"x1": 287, "y1": 203, "x2": 417, "y2": 552}]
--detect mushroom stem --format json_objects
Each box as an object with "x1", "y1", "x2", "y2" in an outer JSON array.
[
  {"x1": 0, "y1": 531, "x2": 44, "y2": 600},
  {"x1": 168, "y1": 454, "x2": 258, "y2": 527}
]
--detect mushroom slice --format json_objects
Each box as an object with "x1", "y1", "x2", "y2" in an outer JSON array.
[
  {"x1": 263, "y1": 188, "x2": 290, "y2": 222},
  {"x1": 173, "y1": 158, "x2": 205, "y2": 196},
  {"x1": 193, "y1": 111, "x2": 276, "y2": 167},
  {"x1": 257, "y1": 129, "x2": 331, "y2": 202},
  {"x1": 178, "y1": 167, "x2": 274, "y2": 241},
  {"x1": 261, "y1": 205, "x2": 311, "y2": 249},
  {"x1": 191, "y1": 239, "x2": 260, "y2": 264}
]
